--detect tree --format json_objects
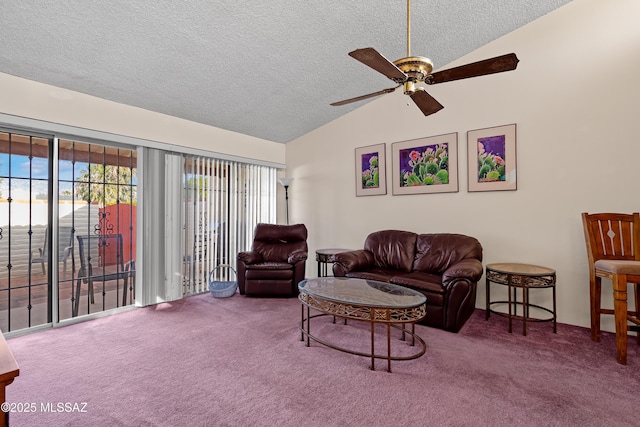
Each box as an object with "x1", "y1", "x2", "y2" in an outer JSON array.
[{"x1": 75, "y1": 165, "x2": 136, "y2": 206}]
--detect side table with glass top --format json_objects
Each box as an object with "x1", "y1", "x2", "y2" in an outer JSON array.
[{"x1": 485, "y1": 262, "x2": 557, "y2": 335}]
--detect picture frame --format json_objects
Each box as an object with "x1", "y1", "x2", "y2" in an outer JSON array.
[
  {"x1": 391, "y1": 132, "x2": 458, "y2": 195},
  {"x1": 355, "y1": 143, "x2": 386, "y2": 196},
  {"x1": 467, "y1": 124, "x2": 517, "y2": 192}
]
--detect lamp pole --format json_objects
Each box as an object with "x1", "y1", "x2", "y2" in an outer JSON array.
[
  {"x1": 278, "y1": 178, "x2": 293, "y2": 224},
  {"x1": 283, "y1": 184, "x2": 290, "y2": 225}
]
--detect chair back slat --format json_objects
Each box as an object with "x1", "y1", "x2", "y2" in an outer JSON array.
[
  {"x1": 619, "y1": 220, "x2": 634, "y2": 256},
  {"x1": 582, "y1": 212, "x2": 639, "y2": 263}
]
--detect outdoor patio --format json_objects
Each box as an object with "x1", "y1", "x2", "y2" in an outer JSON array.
[{"x1": 0, "y1": 266, "x2": 132, "y2": 332}]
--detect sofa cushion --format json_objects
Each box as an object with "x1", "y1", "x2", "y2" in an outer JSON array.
[
  {"x1": 413, "y1": 233, "x2": 483, "y2": 274},
  {"x1": 245, "y1": 262, "x2": 294, "y2": 280},
  {"x1": 364, "y1": 230, "x2": 417, "y2": 273},
  {"x1": 390, "y1": 271, "x2": 445, "y2": 294},
  {"x1": 345, "y1": 268, "x2": 397, "y2": 283},
  {"x1": 245, "y1": 262, "x2": 293, "y2": 270},
  {"x1": 391, "y1": 272, "x2": 446, "y2": 306}
]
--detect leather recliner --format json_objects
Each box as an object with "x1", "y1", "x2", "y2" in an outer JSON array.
[{"x1": 237, "y1": 223, "x2": 308, "y2": 297}]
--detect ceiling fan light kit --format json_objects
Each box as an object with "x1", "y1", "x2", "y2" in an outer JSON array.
[{"x1": 331, "y1": 0, "x2": 519, "y2": 116}]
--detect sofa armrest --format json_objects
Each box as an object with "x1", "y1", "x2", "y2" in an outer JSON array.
[
  {"x1": 237, "y1": 251, "x2": 263, "y2": 265},
  {"x1": 332, "y1": 250, "x2": 375, "y2": 276},
  {"x1": 288, "y1": 251, "x2": 308, "y2": 264},
  {"x1": 442, "y1": 258, "x2": 483, "y2": 286}
]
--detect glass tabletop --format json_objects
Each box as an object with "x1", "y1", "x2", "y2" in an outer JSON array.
[{"x1": 299, "y1": 277, "x2": 426, "y2": 308}]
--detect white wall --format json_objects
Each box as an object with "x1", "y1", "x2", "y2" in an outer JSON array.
[
  {"x1": 285, "y1": 0, "x2": 640, "y2": 330},
  {"x1": 0, "y1": 73, "x2": 285, "y2": 166}
]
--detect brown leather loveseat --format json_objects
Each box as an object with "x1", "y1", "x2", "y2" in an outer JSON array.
[{"x1": 332, "y1": 230, "x2": 483, "y2": 332}]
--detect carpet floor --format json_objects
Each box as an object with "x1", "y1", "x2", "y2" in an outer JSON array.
[{"x1": 5, "y1": 293, "x2": 640, "y2": 426}]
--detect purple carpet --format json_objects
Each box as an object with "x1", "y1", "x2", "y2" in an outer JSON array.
[{"x1": 5, "y1": 293, "x2": 640, "y2": 426}]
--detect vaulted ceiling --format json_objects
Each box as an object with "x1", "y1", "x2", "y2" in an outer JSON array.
[{"x1": 0, "y1": 1, "x2": 571, "y2": 143}]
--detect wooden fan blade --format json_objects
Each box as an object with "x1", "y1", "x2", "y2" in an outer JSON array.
[
  {"x1": 349, "y1": 48, "x2": 407, "y2": 81},
  {"x1": 428, "y1": 53, "x2": 519, "y2": 85},
  {"x1": 330, "y1": 86, "x2": 399, "y2": 106},
  {"x1": 410, "y1": 89, "x2": 444, "y2": 116}
]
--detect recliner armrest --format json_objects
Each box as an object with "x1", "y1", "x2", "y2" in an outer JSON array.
[
  {"x1": 288, "y1": 251, "x2": 308, "y2": 264},
  {"x1": 332, "y1": 250, "x2": 375, "y2": 276},
  {"x1": 442, "y1": 258, "x2": 483, "y2": 286},
  {"x1": 238, "y1": 251, "x2": 263, "y2": 265}
]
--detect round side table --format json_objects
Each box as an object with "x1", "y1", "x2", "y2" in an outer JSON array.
[
  {"x1": 485, "y1": 262, "x2": 557, "y2": 335},
  {"x1": 316, "y1": 248, "x2": 351, "y2": 277}
]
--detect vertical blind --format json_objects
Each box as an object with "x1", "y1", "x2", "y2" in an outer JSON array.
[{"x1": 182, "y1": 156, "x2": 277, "y2": 294}]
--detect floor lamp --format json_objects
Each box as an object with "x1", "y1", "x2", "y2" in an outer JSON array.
[{"x1": 278, "y1": 178, "x2": 293, "y2": 224}]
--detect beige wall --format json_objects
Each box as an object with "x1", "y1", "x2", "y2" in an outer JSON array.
[
  {"x1": 0, "y1": 73, "x2": 285, "y2": 166},
  {"x1": 285, "y1": 0, "x2": 640, "y2": 330}
]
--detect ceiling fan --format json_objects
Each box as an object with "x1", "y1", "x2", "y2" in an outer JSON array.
[{"x1": 330, "y1": 0, "x2": 519, "y2": 116}]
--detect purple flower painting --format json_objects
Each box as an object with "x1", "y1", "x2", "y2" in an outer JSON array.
[
  {"x1": 398, "y1": 143, "x2": 449, "y2": 187},
  {"x1": 476, "y1": 134, "x2": 506, "y2": 182},
  {"x1": 467, "y1": 124, "x2": 516, "y2": 192},
  {"x1": 361, "y1": 151, "x2": 379, "y2": 189}
]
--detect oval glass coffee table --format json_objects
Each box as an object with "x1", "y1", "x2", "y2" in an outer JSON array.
[{"x1": 298, "y1": 277, "x2": 427, "y2": 372}]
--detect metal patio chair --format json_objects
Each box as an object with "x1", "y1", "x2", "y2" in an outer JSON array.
[
  {"x1": 73, "y1": 233, "x2": 135, "y2": 317},
  {"x1": 29, "y1": 226, "x2": 75, "y2": 278}
]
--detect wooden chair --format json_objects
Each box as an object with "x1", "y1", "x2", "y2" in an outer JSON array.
[{"x1": 581, "y1": 212, "x2": 640, "y2": 364}]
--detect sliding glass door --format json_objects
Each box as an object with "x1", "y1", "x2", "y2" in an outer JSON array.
[
  {"x1": 0, "y1": 130, "x2": 53, "y2": 332},
  {"x1": 57, "y1": 139, "x2": 137, "y2": 320},
  {"x1": 0, "y1": 129, "x2": 137, "y2": 332}
]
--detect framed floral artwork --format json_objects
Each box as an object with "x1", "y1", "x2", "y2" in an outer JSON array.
[
  {"x1": 355, "y1": 143, "x2": 386, "y2": 196},
  {"x1": 467, "y1": 124, "x2": 517, "y2": 192},
  {"x1": 391, "y1": 133, "x2": 458, "y2": 195}
]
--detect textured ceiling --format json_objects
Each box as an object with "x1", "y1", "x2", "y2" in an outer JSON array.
[{"x1": 0, "y1": 1, "x2": 571, "y2": 143}]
